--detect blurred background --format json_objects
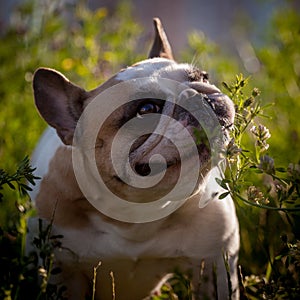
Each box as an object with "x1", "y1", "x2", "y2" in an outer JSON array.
[
  {"x1": 1, "y1": 0, "x2": 300, "y2": 61},
  {"x1": 0, "y1": 0, "x2": 299, "y2": 299}
]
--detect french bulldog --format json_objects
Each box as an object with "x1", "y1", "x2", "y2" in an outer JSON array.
[{"x1": 28, "y1": 18, "x2": 239, "y2": 299}]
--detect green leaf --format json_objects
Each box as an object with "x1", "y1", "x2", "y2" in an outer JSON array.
[
  {"x1": 219, "y1": 192, "x2": 230, "y2": 199},
  {"x1": 7, "y1": 182, "x2": 16, "y2": 190},
  {"x1": 215, "y1": 178, "x2": 229, "y2": 190},
  {"x1": 222, "y1": 81, "x2": 232, "y2": 93}
]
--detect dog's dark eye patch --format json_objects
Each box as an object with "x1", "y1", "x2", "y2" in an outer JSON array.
[
  {"x1": 187, "y1": 67, "x2": 209, "y2": 82},
  {"x1": 117, "y1": 98, "x2": 165, "y2": 127}
]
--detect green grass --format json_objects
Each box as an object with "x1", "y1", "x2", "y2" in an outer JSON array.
[{"x1": 0, "y1": 0, "x2": 299, "y2": 299}]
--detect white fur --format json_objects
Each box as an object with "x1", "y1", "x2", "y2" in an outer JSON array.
[
  {"x1": 28, "y1": 127, "x2": 65, "y2": 201},
  {"x1": 116, "y1": 58, "x2": 190, "y2": 82}
]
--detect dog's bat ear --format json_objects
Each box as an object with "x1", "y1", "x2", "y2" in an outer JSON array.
[
  {"x1": 33, "y1": 68, "x2": 88, "y2": 145},
  {"x1": 148, "y1": 18, "x2": 174, "y2": 60}
]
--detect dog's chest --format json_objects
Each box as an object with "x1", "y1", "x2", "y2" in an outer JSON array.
[{"x1": 54, "y1": 197, "x2": 235, "y2": 265}]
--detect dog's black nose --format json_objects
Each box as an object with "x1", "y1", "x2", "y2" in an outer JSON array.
[
  {"x1": 134, "y1": 163, "x2": 151, "y2": 176},
  {"x1": 134, "y1": 160, "x2": 177, "y2": 177},
  {"x1": 134, "y1": 162, "x2": 168, "y2": 177}
]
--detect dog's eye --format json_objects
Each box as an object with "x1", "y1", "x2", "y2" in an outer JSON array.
[{"x1": 137, "y1": 103, "x2": 161, "y2": 117}]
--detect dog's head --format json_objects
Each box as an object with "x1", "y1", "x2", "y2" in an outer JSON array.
[{"x1": 33, "y1": 18, "x2": 234, "y2": 214}]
